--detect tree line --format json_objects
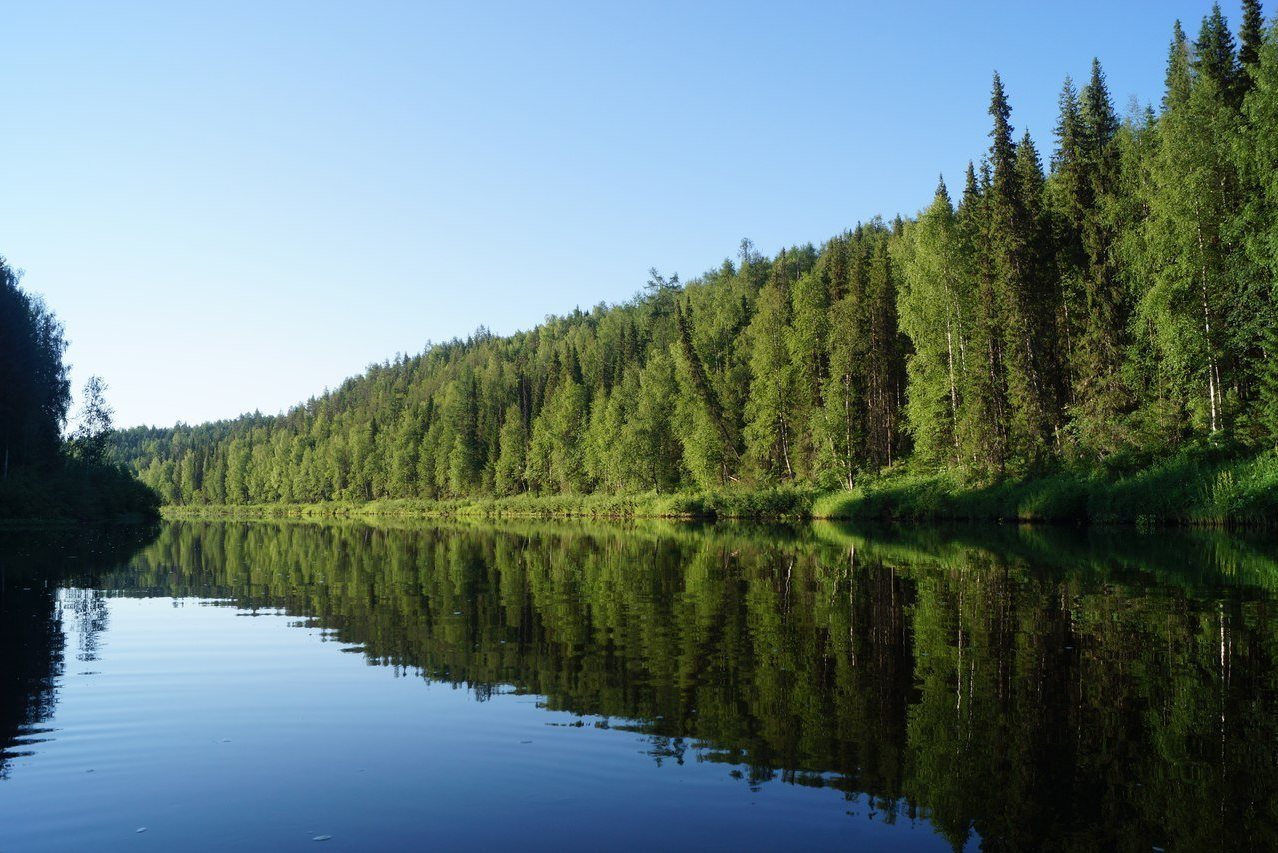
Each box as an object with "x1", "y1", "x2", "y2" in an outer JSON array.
[
  {"x1": 117, "y1": 2, "x2": 1278, "y2": 506},
  {"x1": 0, "y1": 258, "x2": 70, "y2": 478},
  {"x1": 0, "y1": 256, "x2": 158, "y2": 519}
]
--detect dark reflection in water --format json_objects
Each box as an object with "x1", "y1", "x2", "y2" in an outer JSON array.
[
  {"x1": 0, "y1": 526, "x2": 156, "y2": 780},
  {"x1": 4, "y1": 519, "x2": 1278, "y2": 850}
]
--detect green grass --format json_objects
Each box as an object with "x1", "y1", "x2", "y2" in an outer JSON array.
[
  {"x1": 160, "y1": 448, "x2": 1278, "y2": 528},
  {"x1": 162, "y1": 485, "x2": 822, "y2": 522},
  {"x1": 812, "y1": 446, "x2": 1278, "y2": 528}
]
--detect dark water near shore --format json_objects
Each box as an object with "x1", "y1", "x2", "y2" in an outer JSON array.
[{"x1": 2, "y1": 520, "x2": 1277, "y2": 851}]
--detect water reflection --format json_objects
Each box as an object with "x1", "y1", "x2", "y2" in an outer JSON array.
[
  {"x1": 0, "y1": 526, "x2": 157, "y2": 778},
  {"x1": 5, "y1": 519, "x2": 1278, "y2": 849}
]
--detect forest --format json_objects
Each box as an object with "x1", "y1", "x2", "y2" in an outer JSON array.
[
  {"x1": 0, "y1": 257, "x2": 158, "y2": 520},
  {"x1": 116, "y1": 2, "x2": 1278, "y2": 521}
]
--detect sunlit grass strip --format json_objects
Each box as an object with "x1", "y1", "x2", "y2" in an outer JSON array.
[
  {"x1": 160, "y1": 449, "x2": 1278, "y2": 528},
  {"x1": 812, "y1": 448, "x2": 1278, "y2": 528},
  {"x1": 160, "y1": 485, "x2": 821, "y2": 522}
]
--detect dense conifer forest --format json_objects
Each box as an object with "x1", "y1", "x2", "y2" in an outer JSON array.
[{"x1": 116, "y1": 3, "x2": 1278, "y2": 519}]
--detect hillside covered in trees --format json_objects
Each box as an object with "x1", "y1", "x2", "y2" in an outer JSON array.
[{"x1": 118, "y1": 2, "x2": 1278, "y2": 519}]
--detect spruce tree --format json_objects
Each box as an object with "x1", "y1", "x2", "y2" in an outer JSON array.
[
  {"x1": 1051, "y1": 74, "x2": 1088, "y2": 234},
  {"x1": 1196, "y1": 4, "x2": 1243, "y2": 107},
  {"x1": 986, "y1": 74, "x2": 1060, "y2": 465},
  {"x1": 958, "y1": 159, "x2": 1009, "y2": 471},
  {"x1": 864, "y1": 227, "x2": 905, "y2": 469},
  {"x1": 1050, "y1": 76, "x2": 1086, "y2": 400},
  {"x1": 1239, "y1": 0, "x2": 1265, "y2": 81},
  {"x1": 1072, "y1": 59, "x2": 1132, "y2": 455}
]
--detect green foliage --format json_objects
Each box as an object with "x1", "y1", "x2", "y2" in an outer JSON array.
[
  {"x1": 0, "y1": 457, "x2": 160, "y2": 522},
  {"x1": 895, "y1": 181, "x2": 968, "y2": 466},
  {"x1": 0, "y1": 257, "x2": 70, "y2": 474},
  {"x1": 1239, "y1": 18, "x2": 1278, "y2": 441},
  {"x1": 115, "y1": 2, "x2": 1278, "y2": 522},
  {"x1": 812, "y1": 446, "x2": 1278, "y2": 528},
  {"x1": 744, "y1": 252, "x2": 798, "y2": 479}
]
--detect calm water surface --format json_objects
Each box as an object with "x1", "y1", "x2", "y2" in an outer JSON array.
[{"x1": 2, "y1": 520, "x2": 1277, "y2": 851}]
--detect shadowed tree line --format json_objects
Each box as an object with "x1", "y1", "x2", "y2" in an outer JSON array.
[
  {"x1": 117, "y1": 3, "x2": 1278, "y2": 510},
  {"x1": 0, "y1": 257, "x2": 158, "y2": 520}
]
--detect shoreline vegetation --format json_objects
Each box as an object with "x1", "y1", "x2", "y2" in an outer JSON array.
[
  {"x1": 0, "y1": 257, "x2": 159, "y2": 525},
  {"x1": 159, "y1": 444, "x2": 1278, "y2": 528},
  {"x1": 0, "y1": 461, "x2": 161, "y2": 526}
]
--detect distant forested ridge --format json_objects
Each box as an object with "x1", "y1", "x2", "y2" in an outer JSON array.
[
  {"x1": 118, "y1": 3, "x2": 1278, "y2": 508},
  {"x1": 0, "y1": 258, "x2": 158, "y2": 520}
]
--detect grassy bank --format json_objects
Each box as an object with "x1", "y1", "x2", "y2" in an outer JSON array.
[
  {"x1": 159, "y1": 448, "x2": 1278, "y2": 529},
  {"x1": 813, "y1": 446, "x2": 1278, "y2": 528},
  {"x1": 160, "y1": 486, "x2": 822, "y2": 522}
]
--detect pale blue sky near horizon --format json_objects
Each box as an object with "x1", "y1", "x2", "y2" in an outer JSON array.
[{"x1": 0, "y1": 0, "x2": 1243, "y2": 428}]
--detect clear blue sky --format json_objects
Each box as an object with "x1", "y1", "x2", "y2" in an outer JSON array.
[{"x1": 0, "y1": 0, "x2": 1236, "y2": 428}]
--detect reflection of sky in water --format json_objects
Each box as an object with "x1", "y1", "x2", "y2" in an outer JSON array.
[
  {"x1": 1, "y1": 595, "x2": 958, "y2": 852},
  {"x1": 6, "y1": 519, "x2": 1277, "y2": 852}
]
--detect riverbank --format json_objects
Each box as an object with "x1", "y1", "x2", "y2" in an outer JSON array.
[
  {"x1": 158, "y1": 447, "x2": 1278, "y2": 528},
  {"x1": 159, "y1": 487, "x2": 820, "y2": 523},
  {"x1": 814, "y1": 446, "x2": 1278, "y2": 528}
]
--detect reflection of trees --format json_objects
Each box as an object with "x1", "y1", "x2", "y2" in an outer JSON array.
[
  {"x1": 0, "y1": 525, "x2": 157, "y2": 778},
  {"x1": 101, "y1": 520, "x2": 1278, "y2": 849},
  {"x1": 840, "y1": 524, "x2": 1278, "y2": 851},
  {"x1": 0, "y1": 576, "x2": 63, "y2": 780}
]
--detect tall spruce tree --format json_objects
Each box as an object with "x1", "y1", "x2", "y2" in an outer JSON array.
[
  {"x1": 958, "y1": 160, "x2": 1010, "y2": 471},
  {"x1": 1239, "y1": 0, "x2": 1266, "y2": 84},
  {"x1": 1070, "y1": 59, "x2": 1133, "y2": 455},
  {"x1": 1051, "y1": 74, "x2": 1088, "y2": 398},
  {"x1": 1196, "y1": 3, "x2": 1244, "y2": 107},
  {"x1": 986, "y1": 75, "x2": 1061, "y2": 465},
  {"x1": 864, "y1": 229, "x2": 905, "y2": 469}
]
